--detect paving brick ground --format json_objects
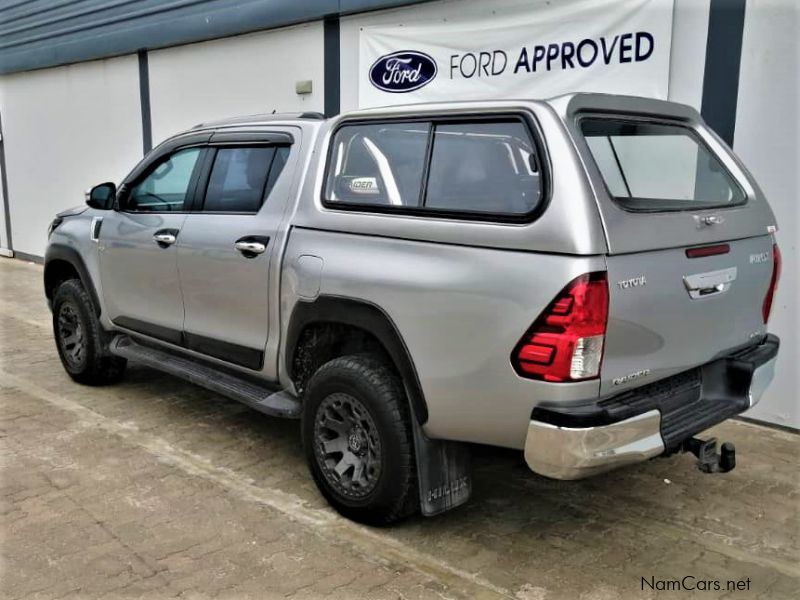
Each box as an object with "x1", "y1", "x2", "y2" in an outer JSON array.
[{"x1": 1, "y1": 257, "x2": 798, "y2": 599}]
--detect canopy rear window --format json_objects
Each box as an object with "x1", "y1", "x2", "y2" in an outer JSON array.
[{"x1": 580, "y1": 118, "x2": 746, "y2": 212}]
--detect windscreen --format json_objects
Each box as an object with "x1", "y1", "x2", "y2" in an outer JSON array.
[{"x1": 580, "y1": 118, "x2": 746, "y2": 212}]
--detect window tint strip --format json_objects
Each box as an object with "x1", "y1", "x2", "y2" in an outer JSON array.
[
  {"x1": 417, "y1": 123, "x2": 435, "y2": 208},
  {"x1": 260, "y1": 148, "x2": 279, "y2": 203},
  {"x1": 187, "y1": 147, "x2": 214, "y2": 212},
  {"x1": 606, "y1": 137, "x2": 632, "y2": 198}
]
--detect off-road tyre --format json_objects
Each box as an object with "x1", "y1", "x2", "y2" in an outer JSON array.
[
  {"x1": 302, "y1": 355, "x2": 418, "y2": 525},
  {"x1": 52, "y1": 278, "x2": 126, "y2": 385}
]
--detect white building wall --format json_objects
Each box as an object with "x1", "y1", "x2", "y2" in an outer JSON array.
[
  {"x1": 0, "y1": 54, "x2": 143, "y2": 258},
  {"x1": 735, "y1": 0, "x2": 799, "y2": 428},
  {"x1": 148, "y1": 22, "x2": 325, "y2": 145},
  {"x1": 666, "y1": 0, "x2": 710, "y2": 108}
]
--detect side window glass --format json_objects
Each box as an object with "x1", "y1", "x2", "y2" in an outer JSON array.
[
  {"x1": 264, "y1": 146, "x2": 290, "y2": 199},
  {"x1": 424, "y1": 121, "x2": 542, "y2": 215},
  {"x1": 323, "y1": 118, "x2": 543, "y2": 218},
  {"x1": 202, "y1": 146, "x2": 287, "y2": 213},
  {"x1": 324, "y1": 122, "x2": 431, "y2": 207},
  {"x1": 128, "y1": 148, "x2": 201, "y2": 212}
]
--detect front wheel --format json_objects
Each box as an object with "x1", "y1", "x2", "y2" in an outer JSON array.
[
  {"x1": 302, "y1": 355, "x2": 418, "y2": 525},
  {"x1": 52, "y1": 279, "x2": 126, "y2": 385}
]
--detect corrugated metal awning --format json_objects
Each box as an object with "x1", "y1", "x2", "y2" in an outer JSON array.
[{"x1": 0, "y1": 0, "x2": 429, "y2": 75}]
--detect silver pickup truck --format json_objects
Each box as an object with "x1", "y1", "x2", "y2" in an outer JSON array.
[{"x1": 44, "y1": 94, "x2": 781, "y2": 524}]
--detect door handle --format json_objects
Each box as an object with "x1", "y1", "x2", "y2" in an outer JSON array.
[
  {"x1": 235, "y1": 241, "x2": 266, "y2": 255},
  {"x1": 694, "y1": 214, "x2": 726, "y2": 229},
  {"x1": 703, "y1": 215, "x2": 724, "y2": 226},
  {"x1": 154, "y1": 233, "x2": 176, "y2": 245},
  {"x1": 683, "y1": 267, "x2": 737, "y2": 299},
  {"x1": 234, "y1": 236, "x2": 270, "y2": 258},
  {"x1": 153, "y1": 229, "x2": 179, "y2": 248}
]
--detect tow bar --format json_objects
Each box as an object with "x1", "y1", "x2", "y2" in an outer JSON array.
[{"x1": 683, "y1": 437, "x2": 736, "y2": 473}]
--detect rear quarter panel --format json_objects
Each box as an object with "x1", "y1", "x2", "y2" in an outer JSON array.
[
  {"x1": 278, "y1": 101, "x2": 612, "y2": 448},
  {"x1": 281, "y1": 227, "x2": 605, "y2": 449}
]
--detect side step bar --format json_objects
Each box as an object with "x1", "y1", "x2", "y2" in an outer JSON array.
[{"x1": 109, "y1": 335, "x2": 301, "y2": 419}]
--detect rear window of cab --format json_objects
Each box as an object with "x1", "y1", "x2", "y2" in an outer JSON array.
[
  {"x1": 322, "y1": 117, "x2": 545, "y2": 220},
  {"x1": 580, "y1": 117, "x2": 746, "y2": 212}
]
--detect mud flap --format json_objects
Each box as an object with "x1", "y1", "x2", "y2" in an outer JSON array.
[{"x1": 409, "y1": 410, "x2": 472, "y2": 516}]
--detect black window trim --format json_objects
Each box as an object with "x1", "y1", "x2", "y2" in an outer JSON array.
[
  {"x1": 117, "y1": 130, "x2": 295, "y2": 215},
  {"x1": 576, "y1": 112, "x2": 748, "y2": 213},
  {"x1": 192, "y1": 141, "x2": 293, "y2": 215},
  {"x1": 321, "y1": 110, "x2": 551, "y2": 225}
]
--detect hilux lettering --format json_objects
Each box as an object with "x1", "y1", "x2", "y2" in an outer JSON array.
[
  {"x1": 427, "y1": 476, "x2": 470, "y2": 503},
  {"x1": 613, "y1": 369, "x2": 651, "y2": 386}
]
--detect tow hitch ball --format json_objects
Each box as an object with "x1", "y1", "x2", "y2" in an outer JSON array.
[{"x1": 682, "y1": 437, "x2": 736, "y2": 473}]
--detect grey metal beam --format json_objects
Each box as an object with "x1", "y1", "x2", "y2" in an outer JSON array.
[{"x1": 701, "y1": 0, "x2": 747, "y2": 146}]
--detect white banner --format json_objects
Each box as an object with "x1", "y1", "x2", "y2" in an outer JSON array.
[{"x1": 358, "y1": 0, "x2": 674, "y2": 108}]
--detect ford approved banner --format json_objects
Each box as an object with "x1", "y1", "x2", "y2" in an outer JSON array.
[{"x1": 359, "y1": 0, "x2": 674, "y2": 108}]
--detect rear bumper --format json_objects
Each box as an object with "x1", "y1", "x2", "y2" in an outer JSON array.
[{"x1": 524, "y1": 334, "x2": 779, "y2": 480}]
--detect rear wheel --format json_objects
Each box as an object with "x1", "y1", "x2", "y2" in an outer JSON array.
[
  {"x1": 302, "y1": 355, "x2": 418, "y2": 525},
  {"x1": 52, "y1": 279, "x2": 126, "y2": 385}
]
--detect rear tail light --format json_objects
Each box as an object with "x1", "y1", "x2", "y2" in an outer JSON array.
[
  {"x1": 762, "y1": 243, "x2": 781, "y2": 324},
  {"x1": 513, "y1": 272, "x2": 609, "y2": 382}
]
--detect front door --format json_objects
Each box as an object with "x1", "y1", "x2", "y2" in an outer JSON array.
[
  {"x1": 99, "y1": 146, "x2": 205, "y2": 343},
  {"x1": 176, "y1": 134, "x2": 295, "y2": 372}
]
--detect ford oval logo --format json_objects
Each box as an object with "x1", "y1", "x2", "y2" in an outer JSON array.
[{"x1": 369, "y1": 50, "x2": 437, "y2": 93}]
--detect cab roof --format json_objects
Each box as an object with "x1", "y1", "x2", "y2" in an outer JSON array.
[{"x1": 191, "y1": 111, "x2": 325, "y2": 130}]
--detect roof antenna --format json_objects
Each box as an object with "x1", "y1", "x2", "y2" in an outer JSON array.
[{"x1": 272, "y1": 109, "x2": 276, "y2": 114}]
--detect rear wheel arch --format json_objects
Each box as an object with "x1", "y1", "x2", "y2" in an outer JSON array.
[{"x1": 286, "y1": 296, "x2": 429, "y2": 424}]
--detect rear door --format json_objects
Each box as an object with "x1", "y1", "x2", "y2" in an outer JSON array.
[
  {"x1": 175, "y1": 130, "x2": 295, "y2": 372},
  {"x1": 575, "y1": 115, "x2": 779, "y2": 395}
]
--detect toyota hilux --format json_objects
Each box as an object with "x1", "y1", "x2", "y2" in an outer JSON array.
[{"x1": 44, "y1": 94, "x2": 780, "y2": 524}]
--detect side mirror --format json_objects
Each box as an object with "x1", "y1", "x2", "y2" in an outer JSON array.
[{"x1": 85, "y1": 182, "x2": 116, "y2": 210}]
